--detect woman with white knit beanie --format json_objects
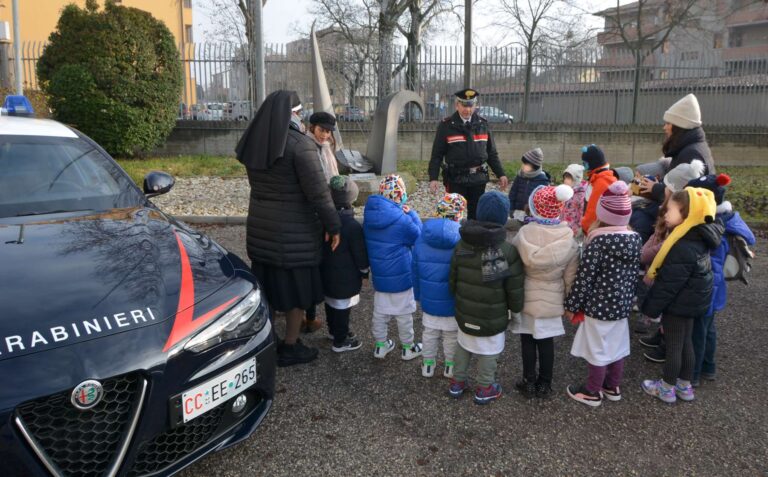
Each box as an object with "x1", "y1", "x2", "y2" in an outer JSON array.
[{"x1": 638, "y1": 94, "x2": 716, "y2": 204}]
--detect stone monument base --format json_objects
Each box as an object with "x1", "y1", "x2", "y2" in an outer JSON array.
[{"x1": 349, "y1": 171, "x2": 418, "y2": 207}]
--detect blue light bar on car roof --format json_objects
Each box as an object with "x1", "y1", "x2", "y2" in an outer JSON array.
[{"x1": 2, "y1": 95, "x2": 35, "y2": 117}]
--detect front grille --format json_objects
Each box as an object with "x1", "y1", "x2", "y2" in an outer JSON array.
[
  {"x1": 16, "y1": 373, "x2": 141, "y2": 477},
  {"x1": 128, "y1": 405, "x2": 225, "y2": 477}
]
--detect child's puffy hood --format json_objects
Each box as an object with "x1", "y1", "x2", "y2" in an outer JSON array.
[
  {"x1": 363, "y1": 194, "x2": 405, "y2": 230},
  {"x1": 647, "y1": 187, "x2": 718, "y2": 279},
  {"x1": 459, "y1": 220, "x2": 507, "y2": 248},
  {"x1": 514, "y1": 222, "x2": 575, "y2": 268},
  {"x1": 422, "y1": 218, "x2": 461, "y2": 250}
]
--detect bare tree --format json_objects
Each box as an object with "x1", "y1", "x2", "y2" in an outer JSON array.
[
  {"x1": 396, "y1": 0, "x2": 461, "y2": 92},
  {"x1": 198, "y1": 0, "x2": 248, "y2": 47},
  {"x1": 309, "y1": 0, "x2": 380, "y2": 106},
  {"x1": 604, "y1": 0, "x2": 700, "y2": 124},
  {"x1": 493, "y1": 0, "x2": 592, "y2": 123},
  {"x1": 376, "y1": 0, "x2": 410, "y2": 99}
]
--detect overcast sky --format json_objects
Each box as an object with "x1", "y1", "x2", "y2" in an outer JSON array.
[{"x1": 193, "y1": 0, "x2": 634, "y2": 46}]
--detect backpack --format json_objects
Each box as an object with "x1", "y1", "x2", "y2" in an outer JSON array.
[{"x1": 723, "y1": 234, "x2": 754, "y2": 285}]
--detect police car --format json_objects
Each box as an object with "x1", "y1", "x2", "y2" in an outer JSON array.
[{"x1": 0, "y1": 96, "x2": 276, "y2": 476}]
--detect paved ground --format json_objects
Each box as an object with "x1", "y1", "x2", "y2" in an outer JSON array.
[{"x1": 182, "y1": 225, "x2": 767, "y2": 477}]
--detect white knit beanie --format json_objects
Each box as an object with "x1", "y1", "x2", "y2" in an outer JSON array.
[
  {"x1": 563, "y1": 163, "x2": 584, "y2": 184},
  {"x1": 664, "y1": 159, "x2": 705, "y2": 192},
  {"x1": 663, "y1": 94, "x2": 702, "y2": 129}
]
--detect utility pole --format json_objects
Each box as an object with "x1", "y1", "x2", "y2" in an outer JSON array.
[
  {"x1": 12, "y1": 0, "x2": 22, "y2": 94},
  {"x1": 251, "y1": 0, "x2": 266, "y2": 108},
  {"x1": 463, "y1": 0, "x2": 471, "y2": 88}
]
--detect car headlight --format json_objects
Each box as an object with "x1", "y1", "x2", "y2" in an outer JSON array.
[{"x1": 184, "y1": 287, "x2": 269, "y2": 353}]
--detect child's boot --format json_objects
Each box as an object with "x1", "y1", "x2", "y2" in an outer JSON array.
[
  {"x1": 515, "y1": 378, "x2": 536, "y2": 399},
  {"x1": 401, "y1": 342, "x2": 423, "y2": 361},
  {"x1": 443, "y1": 361, "x2": 454, "y2": 379},
  {"x1": 535, "y1": 378, "x2": 553, "y2": 399},
  {"x1": 421, "y1": 358, "x2": 436, "y2": 377},
  {"x1": 373, "y1": 339, "x2": 395, "y2": 359}
]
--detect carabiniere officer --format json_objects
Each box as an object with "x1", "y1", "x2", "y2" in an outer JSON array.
[{"x1": 428, "y1": 88, "x2": 508, "y2": 219}]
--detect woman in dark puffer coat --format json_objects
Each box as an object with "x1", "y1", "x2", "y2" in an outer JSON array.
[
  {"x1": 640, "y1": 94, "x2": 716, "y2": 203},
  {"x1": 236, "y1": 90, "x2": 341, "y2": 367}
]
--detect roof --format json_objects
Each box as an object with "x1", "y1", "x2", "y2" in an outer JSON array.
[{"x1": 0, "y1": 116, "x2": 78, "y2": 138}]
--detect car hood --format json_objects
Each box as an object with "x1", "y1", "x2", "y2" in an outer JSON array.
[{"x1": 0, "y1": 208, "x2": 237, "y2": 362}]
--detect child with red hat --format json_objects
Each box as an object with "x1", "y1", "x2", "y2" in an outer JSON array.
[{"x1": 510, "y1": 184, "x2": 580, "y2": 399}]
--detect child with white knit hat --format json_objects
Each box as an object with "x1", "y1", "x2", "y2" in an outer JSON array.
[
  {"x1": 511, "y1": 184, "x2": 579, "y2": 399},
  {"x1": 560, "y1": 164, "x2": 587, "y2": 237}
]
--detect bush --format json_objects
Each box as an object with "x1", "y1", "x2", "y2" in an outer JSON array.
[{"x1": 37, "y1": 0, "x2": 182, "y2": 156}]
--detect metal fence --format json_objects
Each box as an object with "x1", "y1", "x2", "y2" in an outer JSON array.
[{"x1": 13, "y1": 41, "x2": 768, "y2": 126}]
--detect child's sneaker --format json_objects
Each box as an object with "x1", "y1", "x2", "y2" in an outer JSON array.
[
  {"x1": 421, "y1": 358, "x2": 436, "y2": 377},
  {"x1": 443, "y1": 361, "x2": 454, "y2": 378},
  {"x1": 447, "y1": 379, "x2": 468, "y2": 399},
  {"x1": 702, "y1": 372, "x2": 717, "y2": 381},
  {"x1": 331, "y1": 337, "x2": 362, "y2": 353},
  {"x1": 643, "y1": 346, "x2": 666, "y2": 363},
  {"x1": 515, "y1": 379, "x2": 536, "y2": 399},
  {"x1": 401, "y1": 342, "x2": 423, "y2": 361},
  {"x1": 675, "y1": 381, "x2": 695, "y2": 401},
  {"x1": 601, "y1": 386, "x2": 622, "y2": 402},
  {"x1": 566, "y1": 384, "x2": 602, "y2": 407},
  {"x1": 642, "y1": 379, "x2": 676, "y2": 403},
  {"x1": 373, "y1": 339, "x2": 395, "y2": 359},
  {"x1": 639, "y1": 329, "x2": 663, "y2": 348},
  {"x1": 473, "y1": 383, "x2": 502, "y2": 405}
]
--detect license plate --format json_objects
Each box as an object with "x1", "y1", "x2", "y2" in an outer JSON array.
[{"x1": 181, "y1": 358, "x2": 257, "y2": 423}]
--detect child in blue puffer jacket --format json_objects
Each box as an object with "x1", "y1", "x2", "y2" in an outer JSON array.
[
  {"x1": 413, "y1": 193, "x2": 467, "y2": 378},
  {"x1": 686, "y1": 174, "x2": 756, "y2": 387},
  {"x1": 364, "y1": 174, "x2": 424, "y2": 361}
]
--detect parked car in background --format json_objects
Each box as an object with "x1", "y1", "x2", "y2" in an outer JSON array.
[
  {"x1": 224, "y1": 101, "x2": 252, "y2": 121},
  {"x1": 205, "y1": 103, "x2": 225, "y2": 120},
  {"x1": 337, "y1": 105, "x2": 365, "y2": 122},
  {"x1": 477, "y1": 106, "x2": 514, "y2": 124}
]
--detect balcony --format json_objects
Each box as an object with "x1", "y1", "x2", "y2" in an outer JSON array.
[
  {"x1": 722, "y1": 44, "x2": 768, "y2": 60},
  {"x1": 596, "y1": 54, "x2": 657, "y2": 69},
  {"x1": 726, "y1": 4, "x2": 768, "y2": 27}
]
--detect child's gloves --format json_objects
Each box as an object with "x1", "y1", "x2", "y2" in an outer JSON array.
[{"x1": 570, "y1": 310, "x2": 585, "y2": 325}]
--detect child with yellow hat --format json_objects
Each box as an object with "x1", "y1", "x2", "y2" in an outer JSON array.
[{"x1": 640, "y1": 187, "x2": 724, "y2": 404}]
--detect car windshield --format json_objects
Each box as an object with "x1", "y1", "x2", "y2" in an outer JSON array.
[{"x1": 0, "y1": 135, "x2": 144, "y2": 218}]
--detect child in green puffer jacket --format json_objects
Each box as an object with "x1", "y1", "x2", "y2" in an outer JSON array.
[{"x1": 448, "y1": 191, "x2": 525, "y2": 405}]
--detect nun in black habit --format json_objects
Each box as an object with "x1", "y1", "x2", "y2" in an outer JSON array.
[{"x1": 236, "y1": 90, "x2": 341, "y2": 367}]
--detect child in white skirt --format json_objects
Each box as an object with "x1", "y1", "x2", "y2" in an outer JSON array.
[
  {"x1": 564, "y1": 181, "x2": 642, "y2": 407},
  {"x1": 511, "y1": 184, "x2": 580, "y2": 399}
]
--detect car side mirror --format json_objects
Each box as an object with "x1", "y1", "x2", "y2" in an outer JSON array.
[{"x1": 143, "y1": 171, "x2": 175, "y2": 197}]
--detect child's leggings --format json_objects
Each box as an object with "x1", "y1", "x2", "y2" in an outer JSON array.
[
  {"x1": 586, "y1": 359, "x2": 624, "y2": 394},
  {"x1": 662, "y1": 314, "x2": 695, "y2": 384},
  {"x1": 324, "y1": 304, "x2": 351, "y2": 346},
  {"x1": 371, "y1": 311, "x2": 414, "y2": 345},
  {"x1": 453, "y1": 345, "x2": 499, "y2": 387},
  {"x1": 421, "y1": 325, "x2": 457, "y2": 363},
  {"x1": 520, "y1": 334, "x2": 554, "y2": 384}
]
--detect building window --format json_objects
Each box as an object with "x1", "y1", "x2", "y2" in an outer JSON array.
[
  {"x1": 713, "y1": 33, "x2": 723, "y2": 49},
  {"x1": 729, "y1": 30, "x2": 743, "y2": 48},
  {"x1": 659, "y1": 69, "x2": 669, "y2": 79},
  {"x1": 183, "y1": 0, "x2": 192, "y2": 8},
  {"x1": 680, "y1": 51, "x2": 699, "y2": 61},
  {"x1": 184, "y1": 25, "x2": 193, "y2": 43}
]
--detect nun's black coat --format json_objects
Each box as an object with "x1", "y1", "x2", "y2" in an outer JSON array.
[
  {"x1": 237, "y1": 91, "x2": 341, "y2": 269},
  {"x1": 245, "y1": 123, "x2": 341, "y2": 268}
]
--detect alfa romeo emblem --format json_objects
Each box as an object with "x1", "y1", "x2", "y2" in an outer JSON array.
[{"x1": 71, "y1": 380, "x2": 104, "y2": 410}]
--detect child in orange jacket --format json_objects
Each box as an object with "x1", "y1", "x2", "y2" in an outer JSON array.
[{"x1": 580, "y1": 145, "x2": 617, "y2": 234}]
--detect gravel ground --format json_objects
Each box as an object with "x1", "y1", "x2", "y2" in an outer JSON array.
[
  {"x1": 180, "y1": 225, "x2": 767, "y2": 477},
  {"x1": 152, "y1": 177, "x2": 503, "y2": 218}
]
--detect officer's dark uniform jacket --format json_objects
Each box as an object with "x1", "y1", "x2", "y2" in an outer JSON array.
[{"x1": 429, "y1": 111, "x2": 505, "y2": 185}]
